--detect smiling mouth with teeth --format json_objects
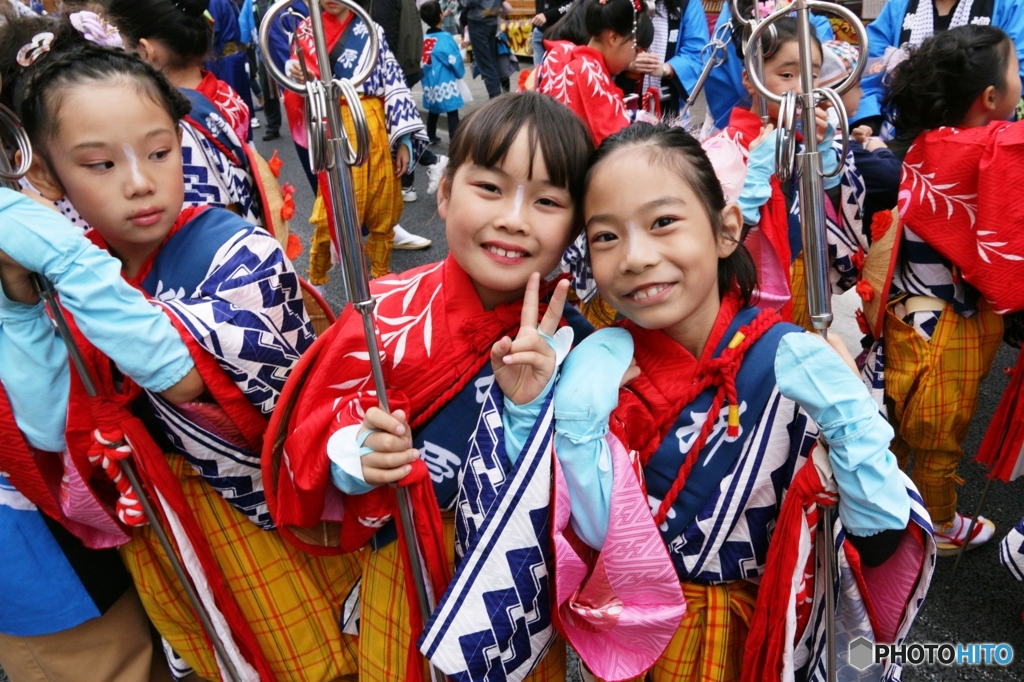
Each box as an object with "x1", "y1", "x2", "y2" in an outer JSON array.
[
  {"x1": 629, "y1": 284, "x2": 670, "y2": 301},
  {"x1": 485, "y1": 245, "x2": 529, "y2": 259}
]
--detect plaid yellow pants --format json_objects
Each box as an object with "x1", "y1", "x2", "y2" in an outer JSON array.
[
  {"x1": 308, "y1": 97, "x2": 402, "y2": 283},
  {"x1": 603, "y1": 580, "x2": 758, "y2": 682},
  {"x1": 883, "y1": 298, "x2": 1003, "y2": 526}
]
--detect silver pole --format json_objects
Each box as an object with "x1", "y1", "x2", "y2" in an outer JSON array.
[
  {"x1": 260, "y1": 3, "x2": 443, "y2": 678},
  {"x1": 743, "y1": 2, "x2": 869, "y2": 679}
]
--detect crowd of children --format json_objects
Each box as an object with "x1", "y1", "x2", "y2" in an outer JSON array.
[{"x1": 1, "y1": 0, "x2": 1024, "y2": 680}]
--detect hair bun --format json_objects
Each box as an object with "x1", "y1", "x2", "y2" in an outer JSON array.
[{"x1": 175, "y1": 0, "x2": 210, "y2": 19}]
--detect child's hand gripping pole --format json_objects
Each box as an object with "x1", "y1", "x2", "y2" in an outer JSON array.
[
  {"x1": 30, "y1": 275, "x2": 246, "y2": 682},
  {"x1": 743, "y1": 3, "x2": 869, "y2": 680},
  {"x1": 261, "y1": 3, "x2": 445, "y2": 679}
]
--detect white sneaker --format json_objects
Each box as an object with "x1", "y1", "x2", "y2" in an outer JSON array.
[
  {"x1": 393, "y1": 224, "x2": 431, "y2": 250},
  {"x1": 427, "y1": 155, "x2": 448, "y2": 195},
  {"x1": 251, "y1": 117, "x2": 261, "y2": 128},
  {"x1": 402, "y1": 187, "x2": 418, "y2": 202}
]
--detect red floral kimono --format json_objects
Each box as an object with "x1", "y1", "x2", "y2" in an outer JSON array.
[{"x1": 538, "y1": 42, "x2": 630, "y2": 146}]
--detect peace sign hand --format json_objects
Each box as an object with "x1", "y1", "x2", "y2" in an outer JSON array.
[{"x1": 491, "y1": 273, "x2": 570, "y2": 406}]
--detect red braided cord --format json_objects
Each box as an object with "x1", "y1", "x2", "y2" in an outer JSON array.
[
  {"x1": 652, "y1": 309, "x2": 782, "y2": 526},
  {"x1": 87, "y1": 429, "x2": 147, "y2": 527}
]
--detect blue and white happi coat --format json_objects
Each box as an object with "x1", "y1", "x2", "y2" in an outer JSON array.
[
  {"x1": 419, "y1": 380, "x2": 557, "y2": 682},
  {"x1": 180, "y1": 89, "x2": 263, "y2": 229},
  {"x1": 141, "y1": 207, "x2": 314, "y2": 528}
]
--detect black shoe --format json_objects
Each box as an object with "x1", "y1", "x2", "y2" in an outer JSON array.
[{"x1": 262, "y1": 130, "x2": 281, "y2": 141}]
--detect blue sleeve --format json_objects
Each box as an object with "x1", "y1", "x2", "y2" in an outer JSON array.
[
  {"x1": 666, "y1": 0, "x2": 711, "y2": 95},
  {"x1": 812, "y1": 13, "x2": 834, "y2": 42},
  {"x1": 774, "y1": 333, "x2": 910, "y2": 536},
  {"x1": 995, "y1": 0, "x2": 1024, "y2": 89},
  {"x1": 0, "y1": 293, "x2": 70, "y2": 452},
  {"x1": 856, "y1": 0, "x2": 906, "y2": 123},
  {"x1": 738, "y1": 129, "x2": 777, "y2": 225},
  {"x1": 0, "y1": 190, "x2": 194, "y2": 394}
]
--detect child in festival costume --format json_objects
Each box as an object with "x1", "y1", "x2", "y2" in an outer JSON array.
[
  {"x1": 538, "y1": 0, "x2": 655, "y2": 146},
  {"x1": 713, "y1": 18, "x2": 868, "y2": 328},
  {"x1": 419, "y1": 0, "x2": 466, "y2": 144},
  {"x1": 1, "y1": 13, "x2": 363, "y2": 681},
  {"x1": 878, "y1": 25, "x2": 1024, "y2": 555},
  {"x1": 286, "y1": 0, "x2": 428, "y2": 281},
  {"x1": 268, "y1": 92, "x2": 594, "y2": 681},
  {"x1": 544, "y1": 123, "x2": 934, "y2": 681},
  {"x1": 0, "y1": 189, "x2": 204, "y2": 682},
  {"x1": 108, "y1": 0, "x2": 298, "y2": 250}
]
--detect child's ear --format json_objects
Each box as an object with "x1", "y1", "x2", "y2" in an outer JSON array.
[
  {"x1": 716, "y1": 204, "x2": 743, "y2": 258},
  {"x1": 983, "y1": 84, "x2": 1000, "y2": 112},
  {"x1": 25, "y1": 155, "x2": 64, "y2": 202},
  {"x1": 741, "y1": 69, "x2": 755, "y2": 98},
  {"x1": 436, "y1": 174, "x2": 451, "y2": 219}
]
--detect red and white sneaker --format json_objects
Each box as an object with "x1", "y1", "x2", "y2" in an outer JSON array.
[{"x1": 934, "y1": 512, "x2": 995, "y2": 557}]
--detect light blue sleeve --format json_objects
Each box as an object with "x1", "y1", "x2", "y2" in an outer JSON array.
[
  {"x1": 856, "y1": 0, "x2": 906, "y2": 123},
  {"x1": 328, "y1": 424, "x2": 378, "y2": 495},
  {"x1": 0, "y1": 190, "x2": 194, "y2": 393},
  {"x1": 774, "y1": 333, "x2": 910, "y2": 536},
  {"x1": 738, "y1": 129, "x2": 778, "y2": 225},
  {"x1": 502, "y1": 327, "x2": 574, "y2": 465},
  {"x1": 666, "y1": 0, "x2": 711, "y2": 96},
  {"x1": 818, "y1": 124, "x2": 841, "y2": 190},
  {"x1": 0, "y1": 291, "x2": 69, "y2": 452}
]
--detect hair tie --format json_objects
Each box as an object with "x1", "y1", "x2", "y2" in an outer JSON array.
[
  {"x1": 16, "y1": 32, "x2": 54, "y2": 67},
  {"x1": 70, "y1": 11, "x2": 124, "y2": 48}
]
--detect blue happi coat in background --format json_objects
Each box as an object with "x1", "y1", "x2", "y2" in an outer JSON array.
[{"x1": 422, "y1": 28, "x2": 466, "y2": 114}]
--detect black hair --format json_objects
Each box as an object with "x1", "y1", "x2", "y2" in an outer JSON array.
[
  {"x1": 884, "y1": 25, "x2": 1013, "y2": 138},
  {"x1": 0, "y1": 6, "x2": 191, "y2": 156},
  {"x1": 106, "y1": 0, "x2": 212, "y2": 68},
  {"x1": 735, "y1": 16, "x2": 820, "y2": 65},
  {"x1": 586, "y1": 123, "x2": 759, "y2": 306},
  {"x1": 584, "y1": 0, "x2": 654, "y2": 51},
  {"x1": 444, "y1": 92, "x2": 594, "y2": 237},
  {"x1": 545, "y1": 0, "x2": 589, "y2": 45},
  {"x1": 419, "y1": 0, "x2": 443, "y2": 28}
]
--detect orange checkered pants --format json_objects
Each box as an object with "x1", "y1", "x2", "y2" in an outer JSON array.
[
  {"x1": 602, "y1": 581, "x2": 758, "y2": 682},
  {"x1": 883, "y1": 298, "x2": 1003, "y2": 526},
  {"x1": 120, "y1": 454, "x2": 361, "y2": 682},
  {"x1": 308, "y1": 97, "x2": 403, "y2": 283},
  {"x1": 358, "y1": 515, "x2": 567, "y2": 681}
]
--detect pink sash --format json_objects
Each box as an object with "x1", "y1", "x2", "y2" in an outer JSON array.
[{"x1": 553, "y1": 433, "x2": 686, "y2": 681}]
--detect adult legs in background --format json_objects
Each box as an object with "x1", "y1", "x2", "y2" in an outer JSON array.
[
  {"x1": 532, "y1": 26, "x2": 545, "y2": 65},
  {"x1": 467, "y1": 20, "x2": 502, "y2": 98}
]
